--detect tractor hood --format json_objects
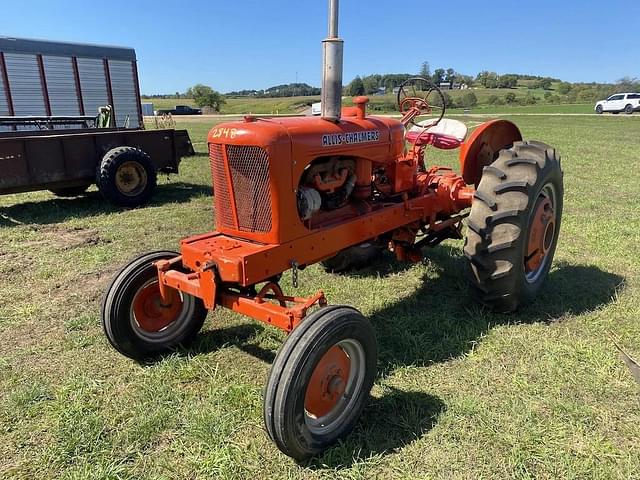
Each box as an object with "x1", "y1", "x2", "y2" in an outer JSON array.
[{"x1": 207, "y1": 113, "x2": 405, "y2": 163}]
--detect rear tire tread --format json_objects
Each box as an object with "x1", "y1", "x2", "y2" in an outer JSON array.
[
  {"x1": 482, "y1": 165, "x2": 507, "y2": 180},
  {"x1": 494, "y1": 181, "x2": 530, "y2": 195},
  {"x1": 473, "y1": 190, "x2": 497, "y2": 210},
  {"x1": 464, "y1": 141, "x2": 563, "y2": 312}
]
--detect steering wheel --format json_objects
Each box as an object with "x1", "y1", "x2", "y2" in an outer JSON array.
[{"x1": 397, "y1": 77, "x2": 446, "y2": 127}]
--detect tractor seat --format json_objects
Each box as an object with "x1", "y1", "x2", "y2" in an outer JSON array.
[{"x1": 406, "y1": 118, "x2": 468, "y2": 150}]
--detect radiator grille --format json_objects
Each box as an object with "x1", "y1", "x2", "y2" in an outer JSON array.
[
  {"x1": 209, "y1": 144, "x2": 272, "y2": 233},
  {"x1": 209, "y1": 144, "x2": 236, "y2": 229}
]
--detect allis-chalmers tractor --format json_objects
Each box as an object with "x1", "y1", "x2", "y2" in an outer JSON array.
[{"x1": 102, "y1": 0, "x2": 563, "y2": 460}]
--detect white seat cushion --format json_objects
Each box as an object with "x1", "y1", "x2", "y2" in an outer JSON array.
[{"x1": 406, "y1": 118, "x2": 468, "y2": 149}]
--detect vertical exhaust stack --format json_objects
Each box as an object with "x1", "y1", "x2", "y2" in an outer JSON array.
[{"x1": 321, "y1": 0, "x2": 344, "y2": 122}]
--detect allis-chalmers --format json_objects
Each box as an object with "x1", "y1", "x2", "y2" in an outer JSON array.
[{"x1": 102, "y1": 0, "x2": 563, "y2": 460}]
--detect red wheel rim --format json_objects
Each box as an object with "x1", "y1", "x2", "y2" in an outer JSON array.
[
  {"x1": 304, "y1": 345, "x2": 351, "y2": 418},
  {"x1": 132, "y1": 281, "x2": 183, "y2": 332},
  {"x1": 525, "y1": 195, "x2": 556, "y2": 275}
]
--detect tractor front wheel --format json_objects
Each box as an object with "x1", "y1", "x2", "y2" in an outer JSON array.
[
  {"x1": 263, "y1": 306, "x2": 377, "y2": 460},
  {"x1": 464, "y1": 141, "x2": 563, "y2": 312},
  {"x1": 101, "y1": 250, "x2": 208, "y2": 360}
]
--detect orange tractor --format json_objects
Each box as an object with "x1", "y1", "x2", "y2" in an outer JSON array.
[{"x1": 102, "y1": 0, "x2": 563, "y2": 460}]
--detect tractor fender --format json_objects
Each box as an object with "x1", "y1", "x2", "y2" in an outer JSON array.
[{"x1": 459, "y1": 120, "x2": 522, "y2": 186}]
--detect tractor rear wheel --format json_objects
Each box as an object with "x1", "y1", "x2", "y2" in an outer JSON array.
[
  {"x1": 464, "y1": 141, "x2": 563, "y2": 312},
  {"x1": 263, "y1": 306, "x2": 377, "y2": 460},
  {"x1": 101, "y1": 250, "x2": 208, "y2": 360},
  {"x1": 321, "y1": 242, "x2": 384, "y2": 273}
]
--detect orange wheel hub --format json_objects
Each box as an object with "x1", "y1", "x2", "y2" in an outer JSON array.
[
  {"x1": 133, "y1": 282, "x2": 183, "y2": 332},
  {"x1": 305, "y1": 345, "x2": 351, "y2": 418},
  {"x1": 525, "y1": 196, "x2": 555, "y2": 274}
]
